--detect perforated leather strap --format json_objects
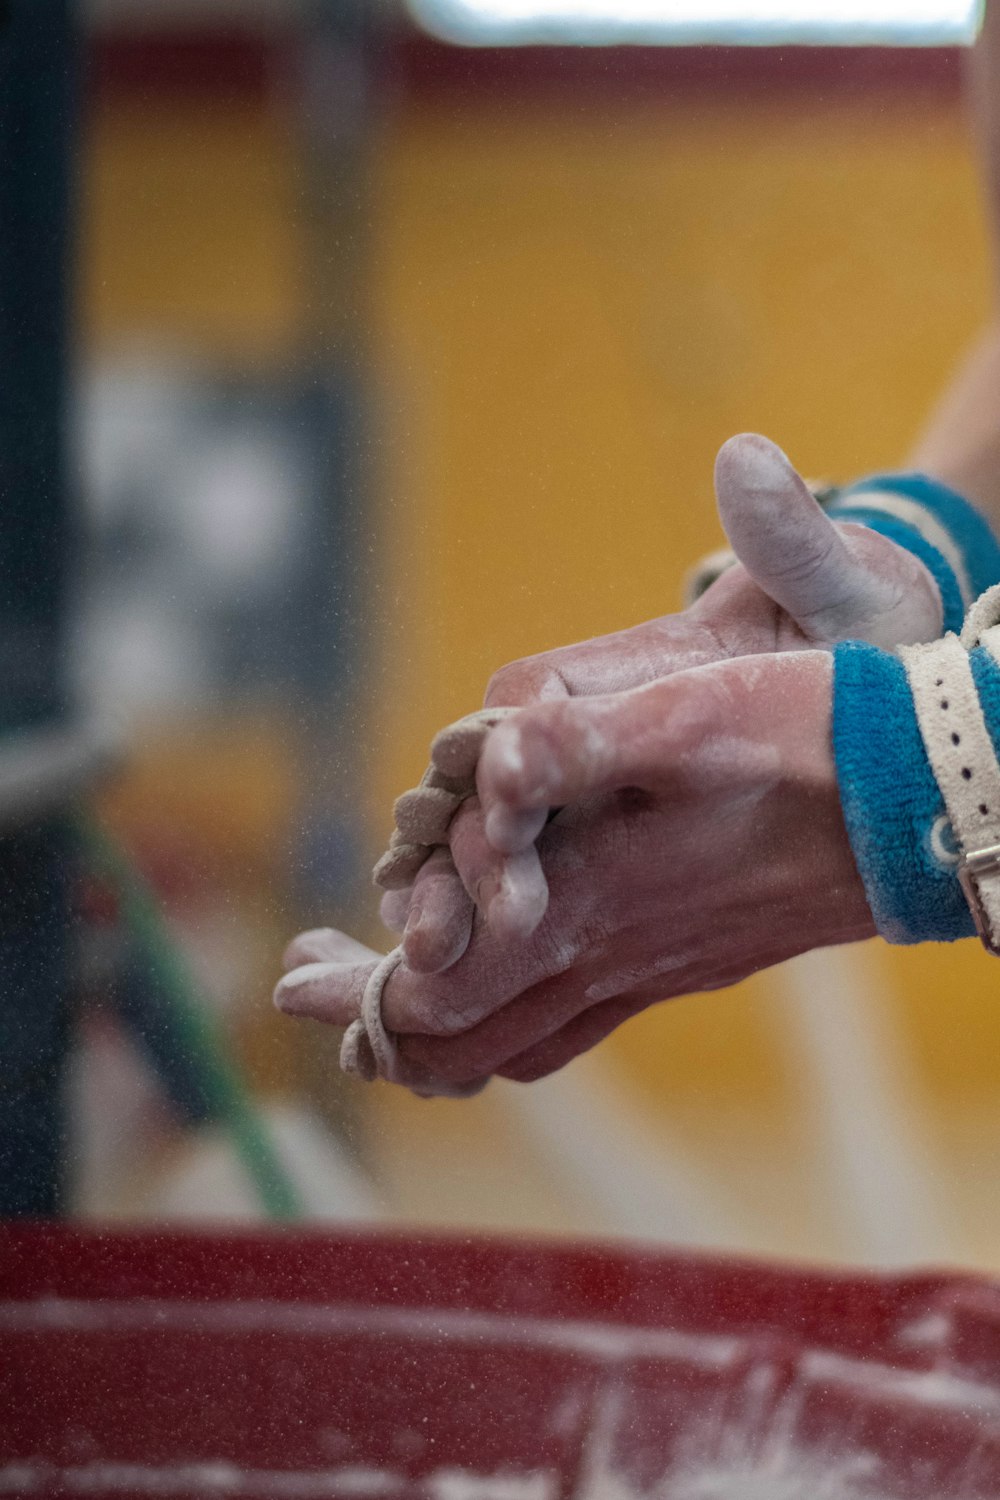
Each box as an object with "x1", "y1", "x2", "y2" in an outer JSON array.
[{"x1": 901, "y1": 603, "x2": 1000, "y2": 952}]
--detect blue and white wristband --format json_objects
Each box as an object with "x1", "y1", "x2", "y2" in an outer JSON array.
[
  {"x1": 827, "y1": 473, "x2": 1000, "y2": 636},
  {"x1": 834, "y1": 585, "x2": 1000, "y2": 950}
]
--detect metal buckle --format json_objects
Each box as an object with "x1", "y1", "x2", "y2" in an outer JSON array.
[{"x1": 957, "y1": 843, "x2": 1000, "y2": 955}]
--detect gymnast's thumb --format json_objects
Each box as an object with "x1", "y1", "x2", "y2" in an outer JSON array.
[{"x1": 713, "y1": 432, "x2": 919, "y2": 644}]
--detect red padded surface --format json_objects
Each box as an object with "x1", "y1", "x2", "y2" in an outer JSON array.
[{"x1": 3, "y1": 1225, "x2": 1000, "y2": 1499}]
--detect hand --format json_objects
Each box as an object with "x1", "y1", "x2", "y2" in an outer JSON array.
[
  {"x1": 275, "y1": 650, "x2": 877, "y2": 1095},
  {"x1": 377, "y1": 434, "x2": 941, "y2": 969}
]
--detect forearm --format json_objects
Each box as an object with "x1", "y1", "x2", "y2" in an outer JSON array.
[
  {"x1": 909, "y1": 320, "x2": 1000, "y2": 529},
  {"x1": 907, "y1": 3, "x2": 1000, "y2": 528}
]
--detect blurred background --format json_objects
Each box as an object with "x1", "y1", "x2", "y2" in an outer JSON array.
[{"x1": 5, "y1": 0, "x2": 999, "y2": 1269}]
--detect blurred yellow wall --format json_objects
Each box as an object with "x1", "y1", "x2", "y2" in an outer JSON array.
[{"x1": 83, "y1": 59, "x2": 1000, "y2": 1260}]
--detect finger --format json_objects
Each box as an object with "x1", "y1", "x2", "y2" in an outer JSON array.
[
  {"x1": 391, "y1": 967, "x2": 590, "y2": 1086},
  {"x1": 393, "y1": 764, "x2": 467, "y2": 846},
  {"x1": 393, "y1": 786, "x2": 462, "y2": 846},
  {"x1": 430, "y1": 707, "x2": 518, "y2": 782},
  {"x1": 373, "y1": 832, "x2": 432, "y2": 891},
  {"x1": 498, "y1": 994, "x2": 649, "y2": 1083},
  {"x1": 379, "y1": 884, "x2": 564, "y2": 1040},
  {"x1": 401, "y1": 847, "x2": 475, "y2": 972},
  {"x1": 282, "y1": 926, "x2": 378, "y2": 972},
  {"x1": 273, "y1": 952, "x2": 377, "y2": 1026},
  {"x1": 448, "y1": 795, "x2": 549, "y2": 940},
  {"x1": 381, "y1": 651, "x2": 834, "y2": 1047},
  {"x1": 380, "y1": 887, "x2": 412, "y2": 935},
  {"x1": 483, "y1": 801, "x2": 550, "y2": 858},
  {"x1": 483, "y1": 656, "x2": 573, "y2": 708},
  {"x1": 482, "y1": 623, "x2": 710, "y2": 707},
  {"x1": 375, "y1": 763, "x2": 471, "y2": 902},
  {"x1": 426, "y1": 613, "x2": 714, "y2": 839},
  {"x1": 477, "y1": 674, "x2": 715, "y2": 841},
  {"x1": 714, "y1": 433, "x2": 940, "y2": 647}
]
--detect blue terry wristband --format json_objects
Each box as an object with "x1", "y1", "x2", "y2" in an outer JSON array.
[
  {"x1": 827, "y1": 474, "x2": 1000, "y2": 636},
  {"x1": 833, "y1": 637, "x2": 1000, "y2": 945}
]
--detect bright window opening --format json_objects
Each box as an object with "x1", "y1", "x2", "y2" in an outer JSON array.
[{"x1": 409, "y1": 0, "x2": 982, "y2": 47}]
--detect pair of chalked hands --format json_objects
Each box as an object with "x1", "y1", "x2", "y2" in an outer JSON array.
[{"x1": 275, "y1": 435, "x2": 942, "y2": 1096}]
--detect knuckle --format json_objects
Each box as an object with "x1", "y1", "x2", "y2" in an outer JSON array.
[
  {"x1": 773, "y1": 529, "x2": 839, "y2": 590},
  {"x1": 485, "y1": 656, "x2": 566, "y2": 709},
  {"x1": 484, "y1": 659, "x2": 533, "y2": 707}
]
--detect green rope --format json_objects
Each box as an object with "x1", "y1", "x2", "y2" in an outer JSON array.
[{"x1": 80, "y1": 817, "x2": 303, "y2": 1222}]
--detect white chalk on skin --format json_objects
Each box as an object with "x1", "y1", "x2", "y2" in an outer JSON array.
[
  {"x1": 373, "y1": 705, "x2": 525, "y2": 898},
  {"x1": 430, "y1": 706, "x2": 519, "y2": 781},
  {"x1": 373, "y1": 832, "x2": 433, "y2": 891},
  {"x1": 714, "y1": 433, "x2": 936, "y2": 649},
  {"x1": 339, "y1": 945, "x2": 488, "y2": 1099},
  {"x1": 484, "y1": 845, "x2": 550, "y2": 939},
  {"x1": 274, "y1": 959, "x2": 342, "y2": 996},
  {"x1": 485, "y1": 801, "x2": 549, "y2": 857},
  {"x1": 393, "y1": 784, "x2": 464, "y2": 846}
]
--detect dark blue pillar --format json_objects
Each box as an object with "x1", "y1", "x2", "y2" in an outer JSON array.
[{"x1": 0, "y1": 0, "x2": 76, "y2": 1216}]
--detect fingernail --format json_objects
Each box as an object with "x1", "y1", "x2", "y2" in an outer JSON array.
[
  {"x1": 490, "y1": 886, "x2": 548, "y2": 941},
  {"x1": 732, "y1": 434, "x2": 793, "y2": 489},
  {"x1": 487, "y1": 850, "x2": 549, "y2": 940},
  {"x1": 494, "y1": 732, "x2": 524, "y2": 777},
  {"x1": 484, "y1": 803, "x2": 528, "y2": 853},
  {"x1": 486, "y1": 802, "x2": 548, "y2": 854}
]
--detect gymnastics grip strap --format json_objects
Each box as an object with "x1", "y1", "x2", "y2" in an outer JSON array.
[{"x1": 833, "y1": 584, "x2": 1000, "y2": 949}]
